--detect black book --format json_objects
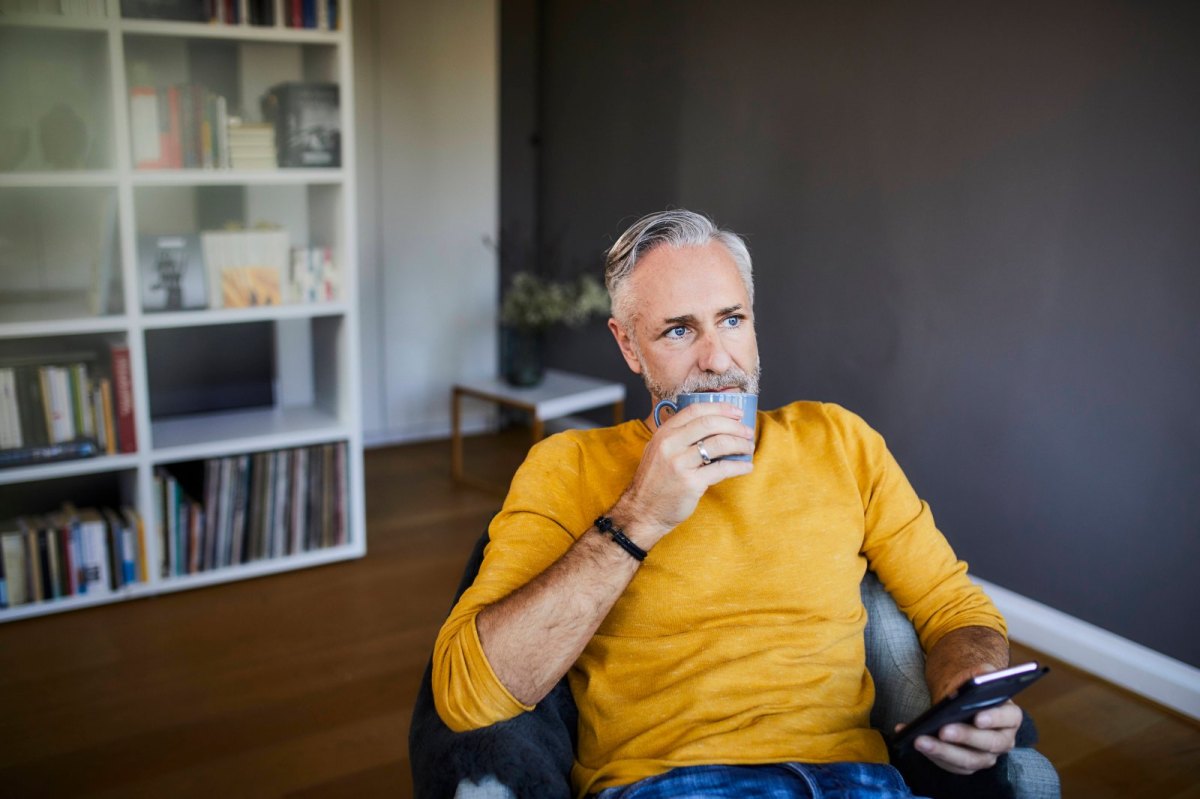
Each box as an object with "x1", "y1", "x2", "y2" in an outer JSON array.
[
  {"x1": 15, "y1": 366, "x2": 49, "y2": 448},
  {"x1": 120, "y1": 0, "x2": 208, "y2": 21},
  {"x1": 263, "y1": 82, "x2": 341, "y2": 168},
  {"x1": 0, "y1": 439, "x2": 99, "y2": 469}
]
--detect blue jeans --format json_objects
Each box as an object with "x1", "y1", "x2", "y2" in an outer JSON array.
[{"x1": 594, "y1": 762, "x2": 925, "y2": 799}]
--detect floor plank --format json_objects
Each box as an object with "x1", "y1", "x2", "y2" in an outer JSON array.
[{"x1": 0, "y1": 430, "x2": 1196, "y2": 797}]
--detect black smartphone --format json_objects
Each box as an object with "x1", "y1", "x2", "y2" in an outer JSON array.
[{"x1": 889, "y1": 661, "x2": 1049, "y2": 754}]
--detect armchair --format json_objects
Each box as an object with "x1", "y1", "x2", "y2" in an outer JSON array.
[{"x1": 409, "y1": 532, "x2": 1059, "y2": 799}]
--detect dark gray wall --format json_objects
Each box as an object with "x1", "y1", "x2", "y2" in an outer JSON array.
[{"x1": 501, "y1": 0, "x2": 1200, "y2": 666}]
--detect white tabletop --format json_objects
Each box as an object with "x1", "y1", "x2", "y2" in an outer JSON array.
[{"x1": 456, "y1": 369, "x2": 626, "y2": 420}]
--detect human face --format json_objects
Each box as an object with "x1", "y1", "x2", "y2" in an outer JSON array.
[{"x1": 608, "y1": 241, "x2": 760, "y2": 409}]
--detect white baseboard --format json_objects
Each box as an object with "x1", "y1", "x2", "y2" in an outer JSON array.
[
  {"x1": 363, "y1": 414, "x2": 600, "y2": 450},
  {"x1": 363, "y1": 417, "x2": 494, "y2": 449},
  {"x1": 975, "y1": 577, "x2": 1200, "y2": 721}
]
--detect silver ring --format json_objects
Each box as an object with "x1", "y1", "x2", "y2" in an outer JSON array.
[{"x1": 697, "y1": 441, "x2": 713, "y2": 466}]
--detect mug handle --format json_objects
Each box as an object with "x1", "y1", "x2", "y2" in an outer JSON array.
[{"x1": 653, "y1": 399, "x2": 678, "y2": 428}]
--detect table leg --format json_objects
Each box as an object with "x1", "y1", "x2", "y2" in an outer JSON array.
[
  {"x1": 451, "y1": 388, "x2": 464, "y2": 481},
  {"x1": 531, "y1": 415, "x2": 544, "y2": 446},
  {"x1": 613, "y1": 399, "x2": 625, "y2": 425}
]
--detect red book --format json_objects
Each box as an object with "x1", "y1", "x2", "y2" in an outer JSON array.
[
  {"x1": 110, "y1": 343, "x2": 137, "y2": 454},
  {"x1": 58, "y1": 523, "x2": 76, "y2": 596},
  {"x1": 291, "y1": 0, "x2": 301, "y2": 28},
  {"x1": 166, "y1": 86, "x2": 183, "y2": 169}
]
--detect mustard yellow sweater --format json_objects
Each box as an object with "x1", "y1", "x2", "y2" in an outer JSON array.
[{"x1": 433, "y1": 402, "x2": 1006, "y2": 797}]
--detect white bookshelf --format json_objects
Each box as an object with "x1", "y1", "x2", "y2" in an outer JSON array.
[{"x1": 0, "y1": 1, "x2": 364, "y2": 622}]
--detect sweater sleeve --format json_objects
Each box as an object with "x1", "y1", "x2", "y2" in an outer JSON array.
[
  {"x1": 431, "y1": 433, "x2": 589, "y2": 732},
  {"x1": 823, "y1": 404, "x2": 1008, "y2": 652}
]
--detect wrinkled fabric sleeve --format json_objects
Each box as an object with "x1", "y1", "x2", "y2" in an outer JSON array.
[
  {"x1": 431, "y1": 432, "x2": 590, "y2": 732},
  {"x1": 823, "y1": 403, "x2": 1008, "y2": 653}
]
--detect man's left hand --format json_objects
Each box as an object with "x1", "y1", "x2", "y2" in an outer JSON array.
[{"x1": 895, "y1": 700, "x2": 1023, "y2": 775}]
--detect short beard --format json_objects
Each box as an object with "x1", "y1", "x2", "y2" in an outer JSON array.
[{"x1": 630, "y1": 336, "x2": 762, "y2": 402}]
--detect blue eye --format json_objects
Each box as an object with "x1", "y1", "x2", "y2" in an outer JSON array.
[
  {"x1": 666, "y1": 326, "x2": 688, "y2": 339},
  {"x1": 723, "y1": 315, "x2": 743, "y2": 328}
]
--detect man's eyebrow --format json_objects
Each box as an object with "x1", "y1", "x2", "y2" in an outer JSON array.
[{"x1": 660, "y1": 305, "x2": 745, "y2": 327}]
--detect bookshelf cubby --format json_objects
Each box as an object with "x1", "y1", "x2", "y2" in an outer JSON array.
[{"x1": 0, "y1": 0, "x2": 363, "y2": 623}]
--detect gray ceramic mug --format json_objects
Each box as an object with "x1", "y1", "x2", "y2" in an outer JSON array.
[{"x1": 653, "y1": 392, "x2": 758, "y2": 462}]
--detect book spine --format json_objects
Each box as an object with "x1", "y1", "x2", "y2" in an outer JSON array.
[
  {"x1": 105, "y1": 511, "x2": 123, "y2": 590},
  {"x1": 130, "y1": 86, "x2": 165, "y2": 169},
  {"x1": 50, "y1": 367, "x2": 75, "y2": 443},
  {"x1": 88, "y1": 518, "x2": 112, "y2": 595},
  {"x1": 99, "y1": 378, "x2": 116, "y2": 456},
  {"x1": 175, "y1": 482, "x2": 187, "y2": 576},
  {"x1": 217, "y1": 457, "x2": 234, "y2": 568},
  {"x1": 25, "y1": 527, "x2": 42, "y2": 602},
  {"x1": 290, "y1": 447, "x2": 306, "y2": 554},
  {"x1": 69, "y1": 519, "x2": 85, "y2": 594},
  {"x1": 110, "y1": 344, "x2": 137, "y2": 454},
  {"x1": 158, "y1": 472, "x2": 175, "y2": 577},
  {"x1": 167, "y1": 85, "x2": 182, "y2": 169},
  {"x1": 272, "y1": 449, "x2": 289, "y2": 557},
  {"x1": 201, "y1": 91, "x2": 215, "y2": 169},
  {"x1": 307, "y1": 444, "x2": 321, "y2": 550},
  {"x1": 71, "y1": 363, "x2": 93, "y2": 440},
  {"x1": 40, "y1": 529, "x2": 58, "y2": 600},
  {"x1": 334, "y1": 441, "x2": 347, "y2": 546},
  {"x1": 60, "y1": 524, "x2": 77, "y2": 595},
  {"x1": 188, "y1": 503, "x2": 201, "y2": 574},
  {"x1": 0, "y1": 439, "x2": 99, "y2": 468},
  {"x1": 0, "y1": 367, "x2": 21, "y2": 449},
  {"x1": 2, "y1": 534, "x2": 27, "y2": 606},
  {"x1": 121, "y1": 513, "x2": 136, "y2": 586}
]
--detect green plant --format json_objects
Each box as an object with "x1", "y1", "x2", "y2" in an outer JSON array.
[{"x1": 501, "y1": 271, "x2": 610, "y2": 331}]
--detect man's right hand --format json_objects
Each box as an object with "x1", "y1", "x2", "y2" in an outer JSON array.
[{"x1": 616, "y1": 401, "x2": 755, "y2": 549}]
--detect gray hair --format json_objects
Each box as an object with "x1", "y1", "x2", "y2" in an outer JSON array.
[{"x1": 604, "y1": 209, "x2": 754, "y2": 327}]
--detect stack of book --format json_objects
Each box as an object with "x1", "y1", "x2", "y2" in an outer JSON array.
[
  {"x1": 288, "y1": 245, "x2": 339, "y2": 303},
  {"x1": 0, "y1": 507, "x2": 147, "y2": 609},
  {"x1": 154, "y1": 441, "x2": 347, "y2": 578},
  {"x1": 129, "y1": 84, "x2": 230, "y2": 170},
  {"x1": 227, "y1": 119, "x2": 276, "y2": 170},
  {"x1": 200, "y1": 229, "x2": 290, "y2": 308},
  {"x1": 0, "y1": 343, "x2": 137, "y2": 469}
]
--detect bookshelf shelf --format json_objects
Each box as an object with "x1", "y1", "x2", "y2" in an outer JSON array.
[
  {"x1": 120, "y1": 19, "x2": 344, "y2": 44},
  {"x1": 0, "y1": 172, "x2": 120, "y2": 189},
  {"x1": 0, "y1": 315, "x2": 130, "y2": 340},
  {"x1": 0, "y1": 1, "x2": 362, "y2": 623},
  {"x1": 0, "y1": 453, "x2": 139, "y2": 487},
  {"x1": 130, "y1": 169, "x2": 344, "y2": 187},
  {"x1": 0, "y1": 14, "x2": 113, "y2": 32},
  {"x1": 154, "y1": 542, "x2": 358, "y2": 593},
  {"x1": 150, "y1": 406, "x2": 346, "y2": 461},
  {"x1": 141, "y1": 302, "x2": 347, "y2": 329}
]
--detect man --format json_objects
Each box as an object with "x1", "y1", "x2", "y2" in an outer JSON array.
[{"x1": 433, "y1": 210, "x2": 1023, "y2": 798}]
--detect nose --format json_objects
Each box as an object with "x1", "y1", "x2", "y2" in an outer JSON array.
[{"x1": 697, "y1": 329, "x2": 733, "y2": 374}]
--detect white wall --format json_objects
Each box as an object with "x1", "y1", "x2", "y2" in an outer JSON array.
[{"x1": 355, "y1": 0, "x2": 499, "y2": 444}]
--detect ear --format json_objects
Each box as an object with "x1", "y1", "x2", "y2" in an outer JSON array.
[{"x1": 608, "y1": 318, "x2": 643, "y2": 375}]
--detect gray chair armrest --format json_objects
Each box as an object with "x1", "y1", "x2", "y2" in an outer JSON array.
[{"x1": 861, "y1": 571, "x2": 1060, "y2": 799}]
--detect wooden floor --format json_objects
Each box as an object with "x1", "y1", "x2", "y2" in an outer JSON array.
[{"x1": 0, "y1": 430, "x2": 1196, "y2": 797}]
